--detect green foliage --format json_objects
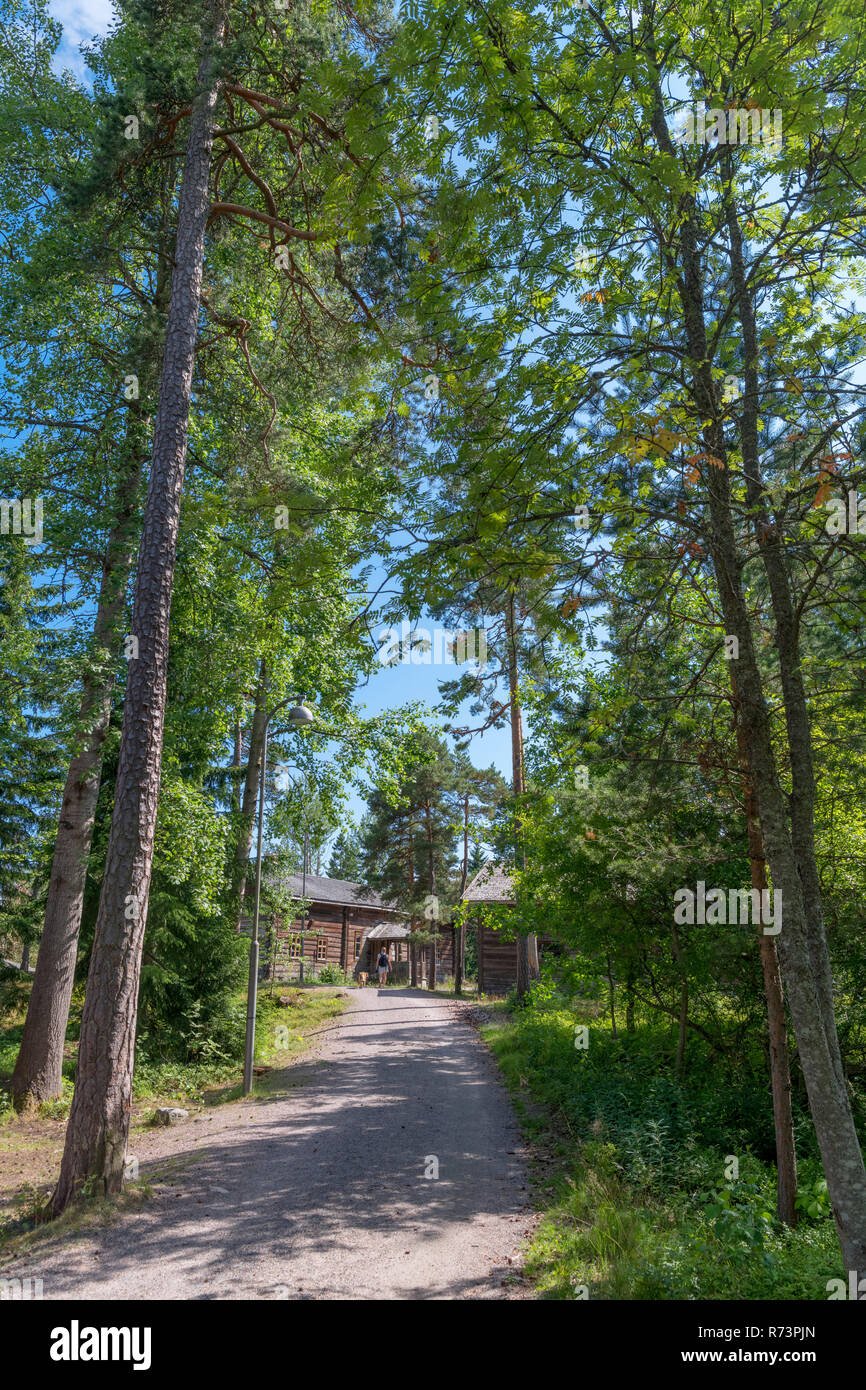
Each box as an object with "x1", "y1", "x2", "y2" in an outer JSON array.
[
  {"x1": 698, "y1": 1181, "x2": 776, "y2": 1252},
  {"x1": 795, "y1": 1175, "x2": 833, "y2": 1223},
  {"x1": 485, "y1": 983, "x2": 850, "y2": 1298},
  {"x1": 3, "y1": 0, "x2": 866, "y2": 1292},
  {"x1": 359, "y1": 727, "x2": 506, "y2": 918},
  {"x1": 180, "y1": 998, "x2": 244, "y2": 1067},
  {"x1": 327, "y1": 826, "x2": 365, "y2": 881},
  {"x1": 316, "y1": 962, "x2": 350, "y2": 984}
]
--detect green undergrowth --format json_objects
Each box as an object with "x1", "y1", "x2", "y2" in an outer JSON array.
[
  {"x1": 485, "y1": 992, "x2": 850, "y2": 1300},
  {"x1": 247, "y1": 988, "x2": 348, "y2": 1075},
  {"x1": 1, "y1": 977, "x2": 350, "y2": 1122}
]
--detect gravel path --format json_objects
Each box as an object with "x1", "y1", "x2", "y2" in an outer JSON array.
[{"x1": 5, "y1": 989, "x2": 534, "y2": 1300}]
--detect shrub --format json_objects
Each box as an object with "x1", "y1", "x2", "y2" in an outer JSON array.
[
  {"x1": 486, "y1": 984, "x2": 849, "y2": 1299},
  {"x1": 317, "y1": 963, "x2": 350, "y2": 985}
]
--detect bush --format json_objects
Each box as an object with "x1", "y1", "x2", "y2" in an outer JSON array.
[
  {"x1": 317, "y1": 963, "x2": 350, "y2": 985},
  {"x1": 182, "y1": 998, "x2": 246, "y2": 1064},
  {"x1": 486, "y1": 987, "x2": 846, "y2": 1299}
]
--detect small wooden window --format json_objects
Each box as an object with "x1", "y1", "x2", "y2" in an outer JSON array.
[
  {"x1": 288, "y1": 936, "x2": 301, "y2": 959},
  {"x1": 354, "y1": 934, "x2": 361, "y2": 959},
  {"x1": 316, "y1": 938, "x2": 327, "y2": 961}
]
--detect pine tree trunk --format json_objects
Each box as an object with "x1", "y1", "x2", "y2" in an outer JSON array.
[
  {"x1": 407, "y1": 818, "x2": 418, "y2": 986},
  {"x1": 51, "y1": 3, "x2": 228, "y2": 1215},
  {"x1": 410, "y1": 934, "x2": 418, "y2": 988},
  {"x1": 10, "y1": 412, "x2": 147, "y2": 1109},
  {"x1": 425, "y1": 803, "x2": 437, "y2": 991},
  {"x1": 506, "y1": 589, "x2": 535, "y2": 998},
  {"x1": 456, "y1": 791, "x2": 467, "y2": 996},
  {"x1": 232, "y1": 661, "x2": 268, "y2": 931},
  {"x1": 231, "y1": 715, "x2": 242, "y2": 814},
  {"x1": 455, "y1": 919, "x2": 464, "y2": 996}
]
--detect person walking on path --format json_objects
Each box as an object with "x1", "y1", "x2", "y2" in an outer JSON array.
[{"x1": 376, "y1": 949, "x2": 390, "y2": 987}]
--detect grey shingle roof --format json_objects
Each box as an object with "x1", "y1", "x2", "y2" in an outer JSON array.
[
  {"x1": 461, "y1": 861, "x2": 515, "y2": 905},
  {"x1": 283, "y1": 873, "x2": 404, "y2": 913}
]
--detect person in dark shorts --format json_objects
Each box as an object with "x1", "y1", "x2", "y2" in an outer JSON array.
[{"x1": 376, "y1": 949, "x2": 390, "y2": 986}]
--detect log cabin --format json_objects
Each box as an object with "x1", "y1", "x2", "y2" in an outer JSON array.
[
  {"x1": 239, "y1": 872, "x2": 414, "y2": 982},
  {"x1": 461, "y1": 860, "x2": 552, "y2": 993}
]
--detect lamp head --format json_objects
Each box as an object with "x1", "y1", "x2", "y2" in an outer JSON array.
[{"x1": 286, "y1": 701, "x2": 315, "y2": 727}]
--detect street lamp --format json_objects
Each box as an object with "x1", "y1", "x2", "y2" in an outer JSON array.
[{"x1": 243, "y1": 695, "x2": 315, "y2": 1096}]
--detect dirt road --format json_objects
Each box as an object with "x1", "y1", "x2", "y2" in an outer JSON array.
[{"x1": 4, "y1": 989, "x2": 533, "y2": 1299}]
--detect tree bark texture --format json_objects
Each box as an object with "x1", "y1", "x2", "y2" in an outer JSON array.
[
  {"x1": 11, "y1": 406, "x2": 149, "y2": 1108},
  {"x1": 52, "y1": 3, "x2": 229, "y2": 1215}
]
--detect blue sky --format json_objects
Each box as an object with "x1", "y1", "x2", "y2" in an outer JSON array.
[{"x1": 357, "y1": 621, "x2": 514, "y2": 777}]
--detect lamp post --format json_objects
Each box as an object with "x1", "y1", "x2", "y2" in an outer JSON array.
[
  {"x1": 298, "y1": 819, "x2": 309, "y2": 984},
  {"x1": 243, "y1": 696, "x2": 315, "y2": 1096}
]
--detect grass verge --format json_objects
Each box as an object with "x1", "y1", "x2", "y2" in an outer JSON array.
[{"x1": 0, "y1": 981, "x2": 351, "y2": 1252}]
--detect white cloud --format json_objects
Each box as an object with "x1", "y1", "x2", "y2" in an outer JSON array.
[
  {"x1": 50, "y1": 0, "x2": 115, "y2": 39},
  {"x1": 48, "y1": 0, "x2": 117, "y2": 76}
]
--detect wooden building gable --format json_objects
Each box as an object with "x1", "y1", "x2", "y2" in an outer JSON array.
[
  {"x1": 240, "y1": 872, "x2": 408, "y2": 980},
  {"x1": 461, "y1": 860, "x2": 553, "y2": 994}
]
